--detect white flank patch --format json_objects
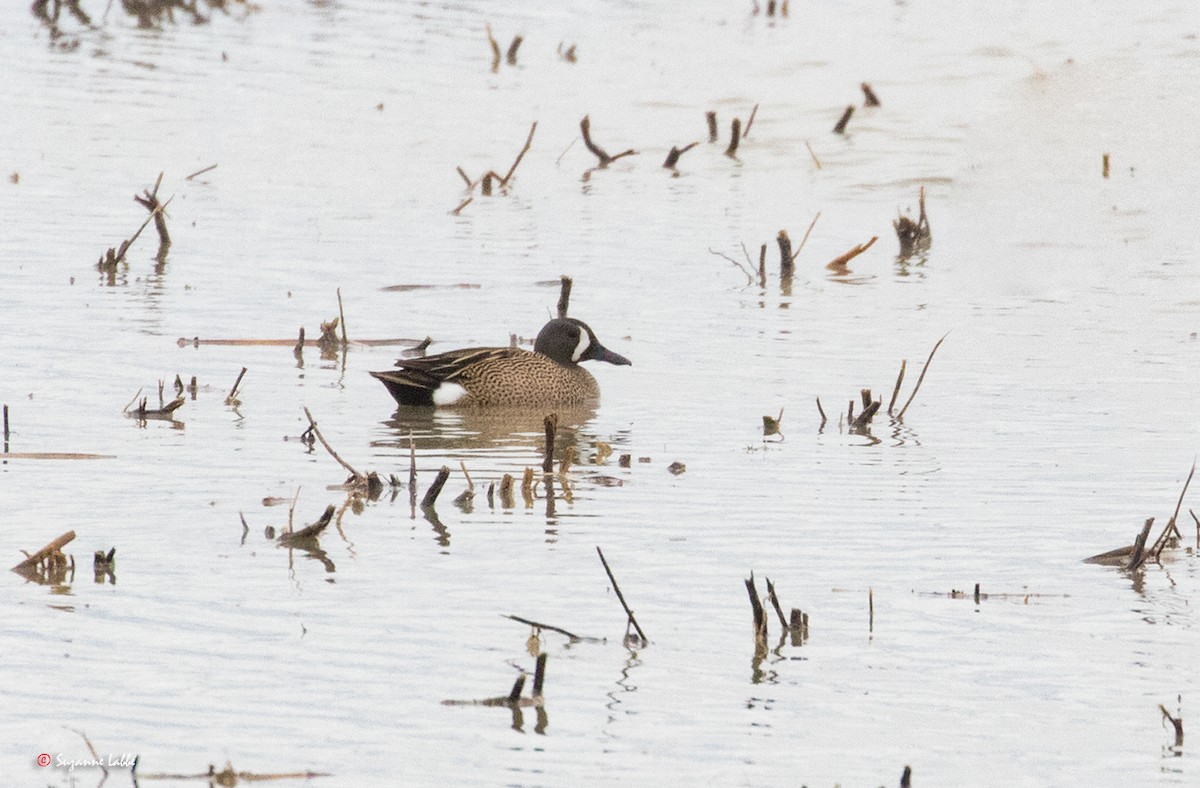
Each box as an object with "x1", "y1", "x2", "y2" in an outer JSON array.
[
  {"x1": 571, "y1": 330, "x2": 589, "y2": 362},
  {"x1": 432, "y1": 382, "x2": 468, "y2": 406}
]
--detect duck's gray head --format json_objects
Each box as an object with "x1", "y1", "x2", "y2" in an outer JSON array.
[{"x1": 535, "y1": 318, "x2": 631, "y2": 367}]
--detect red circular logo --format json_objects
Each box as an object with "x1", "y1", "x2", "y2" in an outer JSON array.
[{"x1": 37, "y1": 753, "x2": 52, "y2": 767}]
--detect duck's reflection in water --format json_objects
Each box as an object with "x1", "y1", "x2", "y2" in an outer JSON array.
[{"x1": 376, "y1": 403, "x2": 605, "y2": 464}]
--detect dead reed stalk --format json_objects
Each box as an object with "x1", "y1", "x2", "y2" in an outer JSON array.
[
  {"x1": 421, "y1": 466, "x2": 452, "y2": 509},
  {"x1": 896, "y1": 333, "x2": 947, "y2": 419},
  {"x1": 725, "y1": 118, "x2": 742, "y2": 158},
  {"x1": 580, "y1": 116, "x2": 637, "y2": 166},
  {"x1": 833, "y1": 105, "x2": 854, "y2": 134},
  {"x1": 894, "y1": 186, "x2": 932, "y2": 258},
  {"x1": 557, "y1": 275, "x2": 572, "y2": 318},
  {"x1": 597, "y1": 546, "x2": 647, "y2": 644},
  {"x1": 826, "y1": 236, "x2": 877, "y2": 272}
]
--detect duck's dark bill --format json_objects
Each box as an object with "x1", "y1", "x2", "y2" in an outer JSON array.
[{"x1": 586, "y1": 344, "x2": 632, "y2": 366}]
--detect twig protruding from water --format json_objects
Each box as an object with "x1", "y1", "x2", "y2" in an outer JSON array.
[
  {"x1": 861, "y1": 82, "x2": 881, "y2": 107},
  {"x1": 421, "y1": 466, "x2": 452, "y2": 509},
  {"x1": 887, "y1": 360, "x2": 907, "y2": 415},
  {"x1": 580, "y1": 116, "x2": 637, "y2": 166},
  {"x1": 542, "y1": 413, "x2": 558, "y2": 473},
  {"x1": 1159, "y1": 704, "x2": 1184, "y2": 748},
  {"x1": 226, "y1": 366, "x2": 247, "y2": 405},
  {"x1": 597, "y1": 546, "x2": 647, "y2": 645},
  {"x1": 777, "y1": 230, "x2": 793, "y2": 277},
  {"x1": 663, "y1": 142, "x2": 699, "y2": 169},
  {"x1": 894, "y1": 186, "x2": 932, "y2": 258},
  {"x1": 557, "y1": 275, "x2": 572, "y2": 318},
  {"x1": 826, "y1": 236, "x2": 877, "y2": 272},
  {"x1": 725, "y1": 118, "x2": 742, "y2": 158},
  {"x1": 12, "y1": 530, "x2": 76, "y2": 573},
  {"x1": 745, "y1": 573, "x2": 768, "y2": 655},
  {"x1": 302, "y1": 407, "x2": 362, "y2": 480},
  {"x1": 896, "y1": 333, "x2": 947, "y2": 419},
  {"x1": 132, "y1": 172, "x2": 171, "y2": 259},
  {"x1": 705, "y1": 111, "x2": 718, "y2": 142},
  {"x1": 833, "y1": 105, "x2": 854, "y2": 134}
]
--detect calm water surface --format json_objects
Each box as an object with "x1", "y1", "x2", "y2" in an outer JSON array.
[{"x1": 2, "y1": 1, "x2": 1199, "y2": 786}]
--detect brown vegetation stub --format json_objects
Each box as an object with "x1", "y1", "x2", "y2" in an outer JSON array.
[
  {"x1": 705, "y1": 110, "x2": 718, "y2": 142},
  {"x1": 557, "y1": 275, "x2": 572, "y2": 318},
  {"x1": 506, "y1": 35, "x2": 523, "y2": 65},
  {"x1": 97, "y1": 191, "x2": 172, "y2": 270},
  {"x1": 790, "y1": 212, "x2": 821, "y2": 265},
  {"x1": 869, "y1": 588, "x2": 874, "y2": 633},
  {"x1": 499, "y1": 473, "x2": 516, "y2": 508},
  {"x1": 505, "y1": 614, "x2": 592, "y2": 643},
  {"x1": 596, "y1": 546, "x2": 648, "y2": 644},
  {"x1": 743, "y1": 103, "x2": 759, "y2": 137},
  {"x1": 762, "y1": 408, "x2": 784, "y2": 439},
  {"x1": 12, "y1": 530, "x2": 76, "y2": 572},
  {"x1": 745, "y1": 573, "x2": 768, "y2": 651},
  {"x1": 805, "y1": 140, "x2": 822, "y2": 169},
  {"x1": 531, "y1": 652, "x2": 548, "y2": 698},
  {"x1": 764, "y1": 577, "x2": 789, "y2": 630},
  {"x1": 132, "y1": 172, "x2": 171, "y2": 258},
  {"x1": 500, "y1": 122, "x2": 537, "y2": 186},
  {"x1": 663, "y1": 141, "x2": 698, "y2": 169},
  {"x1": 580, "y1": 116, "x2": 637, "y2": 166},
  {"x1": 421, "y1": 466, "x2": 452, "y2": 509},
  {"x1": 185, "y1": 163, "x2": 217, "y2": 181},
  {"x1": 226, "y1": 366, "x2": 247, "y2": 404},
  {"x1": 894, "y1": 186, "x2": 933, "y2": 258},
  {"x1": 826, "y1": 236, "x2": 877, "y2": 272},
  {"x1": 1127, "y1": 518, "x2": 1155, "y2": 570},
  {"x1": 1159, "y1": 704, "x2": 1184, "y2": 748},
  {"x1": 861, "y1": 82, "x2": 881, "y2": 107},
  {"x1": 542, "y1": 413, "x2": 558, "y2": 473},
  {"x1": 887, "y1": 359, "x2": 908, "y2": 415},
  {"x1": 816, "y1": 397, "x2": 828, "y2": 427},
  {"x1": 337, "y1": 288, "x2": 348, "y2": 346},
  {"x1": 280, "y1": 505, "x2": 335, "y2": 543},
  {"x1": 833, "y1": 105, "x2": 854, "y2": 134},
  {"x1": 1102, "y1": 153, "x2": 1110, "y2": 179},
  {"x1": 725, "y1": 118, "x2": 742, "y2": 158},
  {"x1": 777, "y1": 230, "x2": 793, "y2": 277},
  {"x1": 485, "y1": 24, "x2": 501, "y2": 72},
  {"x1": 896, "y1": 333, "x2": 947, "y2": 419},
  {"x1": 302, "y1": 407, "x2": 362, "y2": 480}
]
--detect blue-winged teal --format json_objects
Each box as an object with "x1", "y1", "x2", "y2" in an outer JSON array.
[{"x1": 371, "y1": 317, "x2": 631, "y2": 407}]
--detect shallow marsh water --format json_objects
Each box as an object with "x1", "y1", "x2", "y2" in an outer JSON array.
[{"x1": 2, "y1": 1, "x2": 1199, "y2": 786}]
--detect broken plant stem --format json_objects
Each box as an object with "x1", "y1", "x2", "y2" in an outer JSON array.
[
  {"x1": 302, "y1": 407, "x2": 362, "y2": 479},
  {"x1": 580, "y1": 116, "x2": 637, "y2": 166},
  {"x1": 557, "y1": 275, "x2": 572, "y2": 318},
  {"x1": 501, "y1": 122, "x2": 537, "y2": 186},
  {"x1": 596, "y1": 546, "x2": 647, "y2": 644},
  {"x1": 791, "y1": 212, "x2": 821, "y2": 263},
  {"x1": 896, "y1": 333, "x2": 947, "y2": 419},
  {"x1": 826, "y1": 236, "x2": 877, "y2": 271}
]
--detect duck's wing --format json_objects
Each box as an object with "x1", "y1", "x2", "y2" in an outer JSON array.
[{"x1": 370, "y1": 347, "x2": 521, "y2": 406}]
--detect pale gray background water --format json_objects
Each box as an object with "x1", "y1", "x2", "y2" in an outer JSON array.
[{"x1": 2, "y1": 1, "x2": 1198, "y2": 786}]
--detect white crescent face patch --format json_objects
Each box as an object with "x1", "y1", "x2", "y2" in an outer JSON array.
[
  {"x1": 432, "y1": 382, "x2": 469, "y2": 406},
  {"x1": 570, "y1": 328, "x2": 589, "y2": 362}
]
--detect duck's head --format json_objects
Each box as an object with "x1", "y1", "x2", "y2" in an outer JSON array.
[{"x1": 535, "y1": 318, "x2": 631, "y2": 367}]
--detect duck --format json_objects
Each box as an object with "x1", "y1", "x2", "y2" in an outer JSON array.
[{"x1": 371, "y1": 317, "x2": 631, "y2": 407}]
